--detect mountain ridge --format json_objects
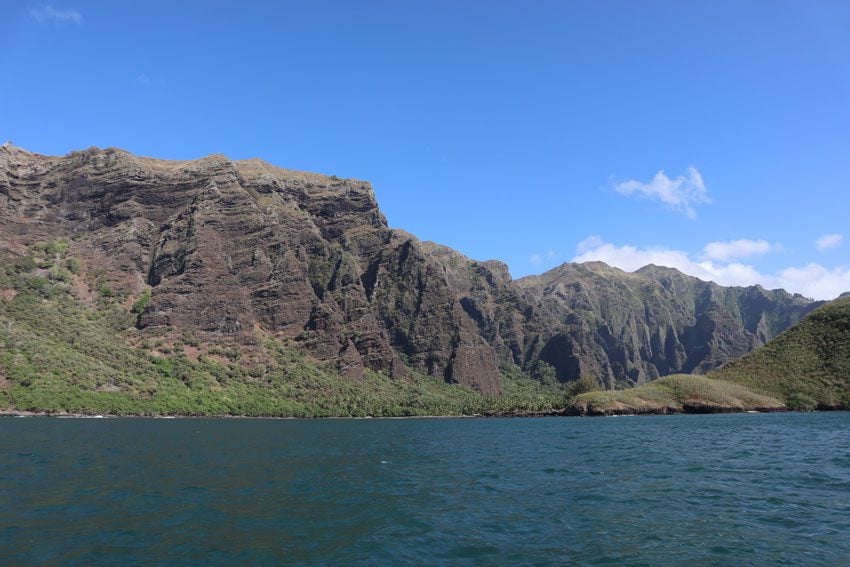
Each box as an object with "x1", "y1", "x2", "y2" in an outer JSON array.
[{"x1": 0, "y1": 144, "x2": 826, "y2": 397}]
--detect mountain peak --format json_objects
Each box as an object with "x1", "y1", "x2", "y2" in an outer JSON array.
[{"x1": 635, "y1": 264, "x2": 690, "y2": 278}]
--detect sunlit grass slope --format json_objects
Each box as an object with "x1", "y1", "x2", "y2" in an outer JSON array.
[
  {"x1": 568, "y1": 374, "x2": 784, "y2": 416},
  {"x1": 711, "y1": 295, "x2": 850, "y2": 410}
]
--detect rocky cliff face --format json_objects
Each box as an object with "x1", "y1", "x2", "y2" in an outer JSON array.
[
  {"x1": 0, "y1": 143, "x2": 502, "y2": 393},
  {"x1": 0, "y1": 143, "x2": 821, "y2": 392},
  {"x1": 515, "y1": 263, "x2": 820, "y2": 387}
]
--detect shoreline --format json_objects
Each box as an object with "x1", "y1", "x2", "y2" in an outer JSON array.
[
  {"x1": 0, "y1": 408, "x2": 565, "y2": 420},
  {"x1": 4, "y1": 407, "x2": 840, "y2": 420}
]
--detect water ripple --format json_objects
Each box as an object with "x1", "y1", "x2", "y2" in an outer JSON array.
[{"x1": 1, "y1": 412, "x2": 849, "y2": 565}]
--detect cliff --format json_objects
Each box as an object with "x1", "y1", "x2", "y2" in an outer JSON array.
[
  {"x1": 0, "y1": 144, "x2": 823, "y2": 400},
  {"x1": 516, "y1": 262, "x2": 819, "y2": 387}
]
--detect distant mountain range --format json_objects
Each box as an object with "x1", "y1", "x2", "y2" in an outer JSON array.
[
  {"x1": 569, "y1": 294, "x2": 850, "y2": 415},
  {"x1": 0, "y1": 144, "x2": 839, "y2": 415}
]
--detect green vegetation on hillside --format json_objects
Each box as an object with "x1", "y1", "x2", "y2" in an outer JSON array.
[
  {"x1": 711, "y1": 295, "x2": 850, "y2": 410},
  {"x1": 567, "y1": 375, "x2": 784, "y2": 416},
  {"x1": 5, "y1": 238, "x2": 843, "y2": 418},
  {"x1": 0, "y1": 247, "x2": 569, "y2": 417}
]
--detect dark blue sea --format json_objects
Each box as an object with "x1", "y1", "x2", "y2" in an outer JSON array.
[{"x1": 2, "y1": 412, "x2": 849, "y2": 565}]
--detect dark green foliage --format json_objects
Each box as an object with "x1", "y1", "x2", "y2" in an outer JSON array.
[
  {"x1": 131, "y1": 291, "x2": 152, "y2": 315},
  {"x1": 98, "y1": 282, "x2": 114, "y2": 298},
  {"x1": 493, "y1": 363, "x2": 570, "y2": 413},
  {"x1": 566, "y1": 373, "x2": 601, "y2": 397},
  {"x1": 528, "y1": 360, "x2": 558, "y2": 385},
  {"x1": 13, "y1": 256, "x2": 37, "y2": 274},
  {"x1": 785, "y1": 392, "x2": 817, "y2": 412}
]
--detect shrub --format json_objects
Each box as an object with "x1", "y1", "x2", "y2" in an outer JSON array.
[
  {"x1": 66, "y1": 257, "x2": 82, "y2": 274},
  {"x1": 13, "y1": 256, "x2": 37, "y2": 274},
  {"x1": 132, "y1": 291, "x2": 152, "y2": 314},
  {"x1": 786, "y1": 392, "x2": 817, "y2": 412},
  {"x1": 568, "y1": 373, "x2": 601, "y2": 397},
  {"x1": 48, "y1": 267, "x2": 72, "y2": 283},
  {"x1": 98, "y1": 283, "x2": 114, "y2": 298},
  {"x1": 528, "y1": 360, "x2": 558, "y2": 385}
]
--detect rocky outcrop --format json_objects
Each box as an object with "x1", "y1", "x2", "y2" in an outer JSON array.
[{"x1": 0, "y1": 143, "x2": 822, "y2": 394}]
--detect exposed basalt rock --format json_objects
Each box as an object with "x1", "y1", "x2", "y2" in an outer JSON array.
[
  {"x1": 515, "y1": 262, "x2": 821, "y2": 387},
  {"x1": 0, "y1": 144, "x2": 501, "y2": 393},
  {"x1": 0, "y1": 143, "x2": 823, "y2": 394}
]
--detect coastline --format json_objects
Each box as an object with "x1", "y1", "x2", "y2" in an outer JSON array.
[
  {"x1": 0, "y1": 408, "x2": 564, "y2": 419},
  {"x1": 1, "y1": 406, "x2": 820, "y2": 419}
]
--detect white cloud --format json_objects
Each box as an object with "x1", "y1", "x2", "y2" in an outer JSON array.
[
  {"x1": 774, "y1": 264, "x2": 850, "y2": 301},
  {"x1": 576, "y1": 235, "x2": 605, "y2": 254},
  {"x1": 816, "y1": 233, "x2": 843, "y2": 251},
  {"x1": 573, "y1": 241, "x2": 695, "y2": 274},
  {"x1": 614, "y1": 166, "x2": 710, "y2": 219},
  {"x1": 29, "y1": 5, "x2": 83, "y2": 24},
  {"x1": 529, "y1": 250, "x2": 557, "y2": 266},
  {"x1": 572, "y1": 236, "x2": 850, "y2": 300},
  {"x1": 702, "y1": 239, "x2": 777, "y2": 262},
  {"x1": 136, "y1": 73, "x2": 151, "y2": 86}
]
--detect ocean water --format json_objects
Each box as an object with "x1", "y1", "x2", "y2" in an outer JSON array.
[{"x1": 1, "y1": 413, "x2": 849, "y2": 566}]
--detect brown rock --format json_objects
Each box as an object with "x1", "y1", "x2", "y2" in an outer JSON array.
[{"x1": 0, "y1": 143, "x2": 820, "y2": 394}]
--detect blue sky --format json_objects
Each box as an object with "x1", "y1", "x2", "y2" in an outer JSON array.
[{"x1": 2, "y1": 1, "x2": 849, "y2": 298}]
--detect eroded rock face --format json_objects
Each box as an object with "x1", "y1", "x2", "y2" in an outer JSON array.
[
  {"x1": 515, "y1": 262, "x2": 821, "y2": 387},
  {"x1": 0, "y1": 143, "x2": 821, "y2": 393},
  {"x1": 0, "y1": 144, "x2": 503, "y2": 393}
]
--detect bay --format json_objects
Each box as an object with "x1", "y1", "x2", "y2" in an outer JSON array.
[{"x1": 2, "y1": 412, "x2": 849, "y2": 565}]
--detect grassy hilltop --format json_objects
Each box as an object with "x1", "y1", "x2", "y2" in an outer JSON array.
[{"x1": 567, "y1": 374, "x2": 784, "y2": 416}]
